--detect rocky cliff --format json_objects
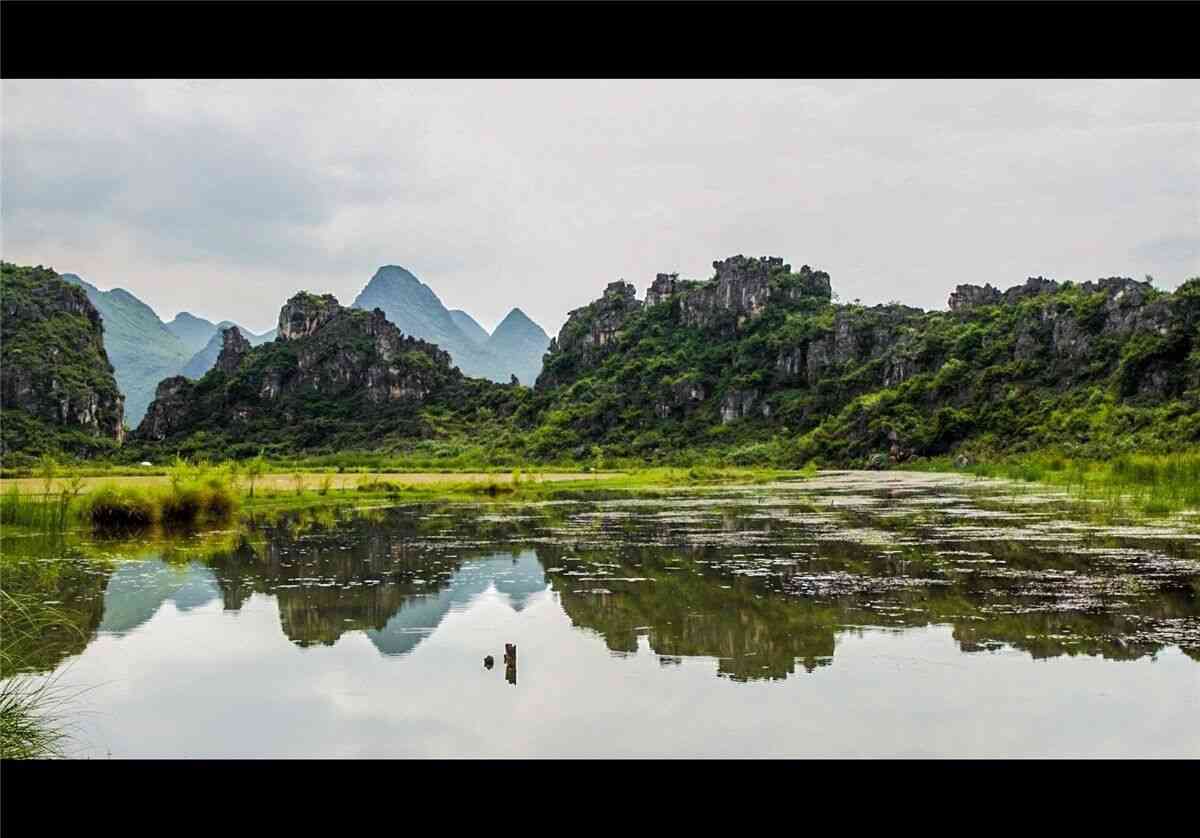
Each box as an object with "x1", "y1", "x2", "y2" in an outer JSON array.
[
  {"x1": 134, "y1": 291, "x2": 521, "y2": 455},
  {"x1": 1, "y1": 263, "x2": 126, "y2": 458},
  {"x1": 59, "y1": 273, "x2": 192, "y2": 425},
  {"x1": 529, "y1": 255, "x2": 1200, "y2": 464},
  {"x1": 180, "y1": 322, "x2": 275, "y2": 379}
]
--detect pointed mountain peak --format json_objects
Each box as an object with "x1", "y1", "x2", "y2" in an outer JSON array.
[
  {"x1": 493, "y1": 307, "x2": 548, "y2": 339},
  {"x1": 368, "y1": 265, "x2": 422, "y2": 286}
]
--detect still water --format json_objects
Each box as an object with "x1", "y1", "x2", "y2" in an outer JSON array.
[{"x1": 5, "y1": 472, "x2": 1199, "y2": 757}]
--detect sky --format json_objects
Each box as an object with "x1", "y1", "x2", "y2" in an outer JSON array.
[{"x1": 2, "y1": 79, "x2": 1197, "y2": 336}]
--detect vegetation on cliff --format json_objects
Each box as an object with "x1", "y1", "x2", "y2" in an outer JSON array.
[
  {"x1": 1, "y1": 263, "x2": 126, "y2": 463},
  {"x1": 522, "y1": 257, "x2": 1200, "y2": 467},
  {"x1": 127, "y1": 291, "x2": 527, "y2": 459},
  {"x1": 5, "y1": 256, "x2": 1198, "y2": 474},
  {"x1": 59, "y1": 272, "x2": 193, "y2": 425}
]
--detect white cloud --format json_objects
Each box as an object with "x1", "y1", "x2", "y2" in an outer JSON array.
[{"x1": 3, "y1": 79, "x2": 1197, "y2": 335}]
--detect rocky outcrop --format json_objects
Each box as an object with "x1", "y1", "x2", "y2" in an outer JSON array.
[
  {"x1": 948, "y1": 283, "x2": 1002, "y2": 311},
  {"x1": 137, "y1": 376, "x2": 195, "y2": 442},
  {"x1": 279, "y1": 292, "x2": 341, "y2": 340},
  {"x1": 949, "y1": 275, "x2": 1156, "y2": 313},
  {"x1": 133, "y1": 292, "x2": 480, "y2": 446},
  {"x1": 645, "y1": 273, "x2": 679, "y2": 307},
  {"x1": 678, "y1": 256, "x2": 831, "y2": 331},
  {"x1": 774, "y1": 305, "x2": 926, "y2": 387},
  {"x1": 215, "y1": 326, "x2": 251, "y2": 375},
  {"x1": 720, "y1": 389, "x2": 759, "y2": 424},
  {"x1": 531, "y1": 256, "x2": 1199, "y2": 464},
  {"x1": 539, "y1": 257, "x2": 832, "y2": 390},
  {"x1": 1, "y1": 263, "x2": 125, "y2": 452},
  {"x1": 536, "y1": 281, "x2": 643, "y2": 389}
]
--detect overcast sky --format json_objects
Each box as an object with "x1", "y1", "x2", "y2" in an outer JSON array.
[{"x1": 2, "y1": 79, "x2": 1197, "y2": 335}]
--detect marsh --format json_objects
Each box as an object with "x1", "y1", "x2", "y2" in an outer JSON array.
[{"x1": 3, "y1": 472, "x2": 1198, "y2": 758}]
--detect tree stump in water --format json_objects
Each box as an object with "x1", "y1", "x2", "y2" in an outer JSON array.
[{"x1": 504, "y1": 643, "x2": 517, "y2": 685}]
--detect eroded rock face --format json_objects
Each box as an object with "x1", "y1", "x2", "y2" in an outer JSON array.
[
  {"x1": 678, "y1": 256, "x2": 831, "y2": 330},
  {"x1": 948, "y1": 283, "x2": 1002, "y2": 311},
  {"x1": 536, "y1": 281, "x2": 643, "y2": 389},
  {"x1": 0, "y1": 264, "x2": 125, "y2": 447},
  {"x1": 279, "y1": 292, "x2": 341, "y2": 340},
  {"x1": 720, "y1": 389, "x2": 759, "y2": 424},
  {"x1": 138, "y1": 376, "x2": 195, "y2": 442},
  {"x1": 775, "y1": 305, "x2": 927, "y2": 388},
  {"x1": 539, "y1": 256, "x2": 833, "y2": 390},
  {"x1": 135, "y1": 293, "x2": 468, "y2": 444},
  {"x1": 216, "y1": 326, "x2": 251, "y2": 375},
  {"x1": 645, "y1": 273, "x2": 678, "y2": 307}
]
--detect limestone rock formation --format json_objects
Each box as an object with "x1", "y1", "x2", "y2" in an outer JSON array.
[
  {"x1": 215, "y1": 326, "x2": 251, "y2": 375},
  {"x1": 1, "y1": 263, "x2": 125, "y2": 455},
  {"x1": 530, "y1": 254, "x2": 1200, "y2": 463},
  {"x1": 132, "y1": 291, "x2": 498, "y2": 450},
  {"x1": 536, "y1": 280, "x2": 643, "y2": 389}
]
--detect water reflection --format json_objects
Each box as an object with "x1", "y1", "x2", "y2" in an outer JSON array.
[
  {"x1": 5, "y1": 474, "x2": 1200, "y2": 682},
  {"x1": 2, "y1": 474, "x2": 1199, "y2": 756}
]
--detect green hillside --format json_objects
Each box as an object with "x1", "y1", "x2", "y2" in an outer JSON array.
[
  {"x1": 520, "y1": 256, "x2": 1200, "y2": 466},
  {"x1": 1, "y1": 263, "x2": 125, "y2": 460},
  {"x1": 60, "y1": 274, "x2": 192, "y2": 425}
]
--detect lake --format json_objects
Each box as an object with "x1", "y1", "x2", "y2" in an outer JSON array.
[{"x1": 4, "y1": 471, "x2": 1198, "y2": 758}]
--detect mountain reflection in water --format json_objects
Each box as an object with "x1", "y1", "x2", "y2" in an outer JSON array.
[
  {"x1": 3, "y1": 473, "x2": 1198, "y2": 757},
  {"x1": 7, "y1": 472, "x2": 1198, "y2": 682}
]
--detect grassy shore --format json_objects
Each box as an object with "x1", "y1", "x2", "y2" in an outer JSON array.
[
  {"x1": 908, "y1": 450, "x2": 1200, "y2": 518},
  {"x1": 0, "y1": 461, "x2": 806, "y2": 536}
]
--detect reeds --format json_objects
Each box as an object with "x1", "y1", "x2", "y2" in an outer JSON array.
[
  {"x1": 0, "y1": 590, "x2": 85, "y2": 759},
  {"x1": 0, "y1": 484, "x2": 77, "y2": 533},
  {"x1": 79, "y1": 462, "x2": 241, "y2": 532},
  {"x1": 966, "y1": 450, "x2": 1200, "y2": 519}
]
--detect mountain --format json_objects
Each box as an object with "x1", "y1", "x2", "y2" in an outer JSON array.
[
  {"x1": 180, "y1": 324, "x2": 276, "y2": 379},
  {"x1": 484, "y1": 308, "x2": 550, "y2": 386},
  {"x1": 59, "y1": 273, "x2": 192, "y2": 425},
  {"x1": 448, "y1": 309, "x2": 490, "y2": 346},
  {"x1": 165, "y1": 312, "x2": 224, "y2": 354},
  {"x1": 133, "y1": 291, "x2": 524, "y2": 456},
  {"x1": 1, "y1": 263, "x2": 125, "y2": 459},
  {"x1": 528, "y1": 255, "x2": 1200, "y2": 464},
  {"x1": 349, "y1": 265, "x2": 549, "y2": 385},
  {"x1": 350, "y1": 265, "x2": 489, "y2": 373}
]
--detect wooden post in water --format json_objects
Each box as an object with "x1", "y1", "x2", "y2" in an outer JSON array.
[{"x1": 504, "y1": 643, "x2": 517, "y2": 685}]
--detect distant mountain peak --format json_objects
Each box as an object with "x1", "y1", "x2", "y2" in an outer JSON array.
[
  {"x1": 170, "y1": 311, "x2": 208, "y2": 323},
  {"x1": 449, "y1": 309, "x2": 491, "y2": 346},
  {"x1": 493, "y1": 307, "x2": 549, "y2": 340},
  {"x1": 368, "y1": 265, "x2": 422, "y2": 286},
  {"x1": 352, "y1": 265, "x2": 548, "y2": 386}
]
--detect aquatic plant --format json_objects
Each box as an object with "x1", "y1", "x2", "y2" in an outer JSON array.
[
  {"x1": 0, "y1": 590, "x2": 85, "y2": 759},
  {"x1": 1, "y1": 485, "x2": 74, "y2": 533},
  {"x1": 77, "y1": 462, "x2": 240, "y2": 532},
  {"x1": 917, "y1": 449, "x2": 1200, "y2": 519},
  {"x1": 80, "y1": 484, "x2": 157, "y2": 529}
]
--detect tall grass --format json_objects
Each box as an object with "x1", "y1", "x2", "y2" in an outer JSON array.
[
  {"x1": 0, "y1": 590, "x2": 85, "y2": 759},
  {"x1": 948, "y1": 450, "x2": 1200, "y2": 519},
  {"x1": 0, "y1": 484, "x2": 79, "y2": 533},
  {"x1": 78, "y1": 460, "x2": 241, "y2": 532}
]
